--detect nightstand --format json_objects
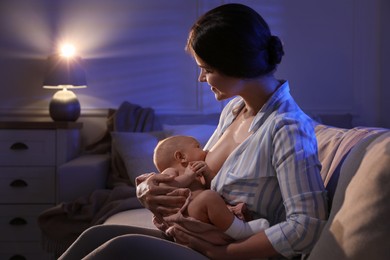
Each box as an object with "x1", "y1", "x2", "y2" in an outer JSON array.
[{"x1": 0, "y1": 121, "x2": 82, "y2": 260}]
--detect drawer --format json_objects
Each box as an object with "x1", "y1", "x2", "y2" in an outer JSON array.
[
  {"x1": 0, "y1": 130, "x2": 56, "y2": 166},
  {"x1": 0, "y1": 242, "x2": 53, "y2": 260},
  {"x1": 0, "y1": 205, "x2": 52, "y2": 242},
  {"x1": 0, "y1": 167, "x2": 55, "y2": 204}
]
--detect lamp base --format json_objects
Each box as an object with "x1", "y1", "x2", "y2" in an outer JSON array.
[{"x1": 49, "y1": 90, "x2": 81, "y2": 122}]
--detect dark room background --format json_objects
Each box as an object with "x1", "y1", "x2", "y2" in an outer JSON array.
[{"x1": 0, "y1": 0, "x2": 389, "y2": 144}]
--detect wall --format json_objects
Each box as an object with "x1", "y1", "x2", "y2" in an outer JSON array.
[
  {"x1": 379, "y1": 0, "x2": 390, "y2": 128},
  {"x1": 0, "y1": 0, "x2": 388, "y2": 144},
  {"x1": 0, "y1": 0, "x2": 207, "y2": 114}
]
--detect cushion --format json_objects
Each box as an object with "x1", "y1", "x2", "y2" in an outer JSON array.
[
  {"x1": 111, "y1": 124, "x2": 217, "y2": 186},
  {"x1": 315, "y1": 124, "x2": 384, "y2": 185},
  {"x1": 111, "y1": 131, "x2": 167, "y2": 186},
  {"x1": 314, "y1": 124, "x2": 386, "y2": 204},
  {"x1": 162, "y1": 124, "x2": 216, "y2": 148},
  {"x1": 308, "y1": 131, "x2": 390, "y2": 259},
  {"x1": 315, "y1": 124, "x2": 348, "y2": 184}
]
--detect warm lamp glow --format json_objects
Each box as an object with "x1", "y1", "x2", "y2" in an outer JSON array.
[
  {"x1": 43, "y1": 48, "x2": 87, "y2": 122},
  {"x1": 60, "y1": 43, "x2": 76, "y2": 58}
]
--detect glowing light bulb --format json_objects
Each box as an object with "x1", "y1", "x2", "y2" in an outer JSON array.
[{"x1": 60, "y1": 44, "x2": 76, "y2": 57}]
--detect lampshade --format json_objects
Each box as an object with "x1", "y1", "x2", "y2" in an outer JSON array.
[
  {"x1": 43, "y1": 54, "x2": 87, "y2": 122},
  {"x1": 43, "y1": 54, "x2": 87, "y2": 88}
]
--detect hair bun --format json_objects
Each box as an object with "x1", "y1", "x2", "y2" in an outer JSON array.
[{"x1": 267, "y1": 35, "x2": 284, "y2": 65}]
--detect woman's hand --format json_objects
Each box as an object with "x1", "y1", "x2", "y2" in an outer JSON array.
[
  {"x1": 174, "y1": 228, "x2": 279, "y2": 260},
  {"x1": 136, "y1": 173, "x2": 187, "y2": 220}
]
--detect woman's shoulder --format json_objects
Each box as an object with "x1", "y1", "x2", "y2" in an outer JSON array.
[
  {"x1": 273, "y1": 110, "x2": 319, "y2": 144},
  {"x1": 269, "y1": 104, "x2": 316, "y2": 134}
]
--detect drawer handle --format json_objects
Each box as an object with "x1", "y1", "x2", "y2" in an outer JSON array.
[
  {"x1": 9, "y1": 217, "x2": 27, "y2": 226},
  {"x1": 10, "y1": 179, "x2": 28, "y2": 188},
  {"x1": 10, "y1": 142, "x2": 29, "y2": 150},
  {"x1": 9, "y1": 255, "x2": 26, "y2": 260}
]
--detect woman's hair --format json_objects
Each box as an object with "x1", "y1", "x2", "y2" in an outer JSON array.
[{"x1": 186, "y1": 3, "x2": 284, "y2": 78}]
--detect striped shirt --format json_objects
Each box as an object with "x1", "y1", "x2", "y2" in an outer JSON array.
[{"x1": 205, "y1": 81, "x2": 328, "y2": 258}]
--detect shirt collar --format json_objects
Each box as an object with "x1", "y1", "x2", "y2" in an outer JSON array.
[
  {"x1": 221, "y1": 80, "x2": 290, "y2": 133},
  {"x1": 249, "y1": 80, "x2": 290, "y2": 132}
]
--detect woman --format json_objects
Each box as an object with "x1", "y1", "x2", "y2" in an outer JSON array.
[
  {"x1": 138, "y1": 3, "x2": 328, "y2": 259},
  {"x1": 60, "y1": 3, "x2": 328, "y2": 259}
]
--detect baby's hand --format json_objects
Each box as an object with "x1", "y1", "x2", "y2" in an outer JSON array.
[
  {"x1": 189, "y1": 161, "x2": 211, "y2": 176},
  {"x1": 183, "y1": 165, "x2": 198, "y2": 179}
]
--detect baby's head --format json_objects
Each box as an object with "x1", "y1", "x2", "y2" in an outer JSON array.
[{"x1": 153, "y1": 135, "x2": 206, "y2": 172}]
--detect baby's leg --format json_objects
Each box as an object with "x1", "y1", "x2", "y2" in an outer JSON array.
[
  {"x1": 224, "y1": 216, "x2": 269, "y2": 240},
  {"x1": 188, "y1": 189, "x2": 269, "y2": 240},
  {"x1": 187, "y1": 189, "x2": 235, "y2": 231}
]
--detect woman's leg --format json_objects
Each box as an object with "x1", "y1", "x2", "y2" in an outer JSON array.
[
  {"x1": 59, "y1": 225, "x2": 167, "y2": 260},
  {"x1": 83, "y1": 234, "x2": 208, "y2": 260}
]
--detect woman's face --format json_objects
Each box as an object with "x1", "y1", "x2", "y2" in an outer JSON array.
[{"x1": 194, "y1": 54, "x2": 243, "y2": 101}]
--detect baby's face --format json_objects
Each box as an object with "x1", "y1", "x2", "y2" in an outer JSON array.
[{"x1": 182, "y1": 137, "x2": 207, "y2": 162}]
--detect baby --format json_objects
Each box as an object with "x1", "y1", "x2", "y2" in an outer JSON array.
[{"x1": 152, "y1": 135, "x2": 269, "y2": 240}]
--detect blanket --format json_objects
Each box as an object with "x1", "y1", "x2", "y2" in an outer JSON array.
[{"x1": 38, "y1": 101, "x2": 162, "y2": 257}]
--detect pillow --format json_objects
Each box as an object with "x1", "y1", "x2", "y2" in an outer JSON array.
[
  {"x1": 162, "y1": 124, "x2": 216, "y2": 148},
  {"x1": 315, "y1": 124, "x2": 384, "y2": 195},
  {"x1": 111, "y1": 131, "x2": 167, "y2": 186},
  {"x1": 308, "y1": 132, "x2": 390, "y2": 260},
  {"x1": 111, "y1": 124, "x2": 216, "y2": 186}
]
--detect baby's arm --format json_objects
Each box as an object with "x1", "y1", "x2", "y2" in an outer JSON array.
[
  {"x1": 189, "y1": 161, "x2": 213, "y2": 188},
  {"x1": 160, "y1": 167, "x2": 198, "y2": 188}
]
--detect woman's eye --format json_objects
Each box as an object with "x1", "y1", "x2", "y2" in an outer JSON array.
[{"x1": 201, "y1": 67, "x2": 212, "y2": 74}]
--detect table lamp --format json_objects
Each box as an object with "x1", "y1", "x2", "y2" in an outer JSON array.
[{"x1": 43, "y1": 44, "x2": 87, "y2": 122}]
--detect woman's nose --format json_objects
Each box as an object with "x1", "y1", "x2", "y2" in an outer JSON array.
[{"x1": 198, "y1": 69, "x2": 206, "y2": 82}]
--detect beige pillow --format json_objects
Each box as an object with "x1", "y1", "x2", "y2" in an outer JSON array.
[
  {"x1": 309, "y1": 132, "x2": 390, "y2": 259},
  {"x1": 315, "y1": 124, "x2": 384, "y2": 186}
]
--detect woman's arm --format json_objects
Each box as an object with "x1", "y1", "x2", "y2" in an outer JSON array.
[
  {"x1": 265, "y1": 119, "x2": 328, "y2": 256},
  {"x1": 177, "y1": 229, "x2": 279, "y2": 260},
  {"x1": 136, "y1": 173, "x2": 187, "y2": 219}
]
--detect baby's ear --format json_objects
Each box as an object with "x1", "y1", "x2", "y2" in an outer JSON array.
[{"x1": 174, "y1": 151, "x2": 187, "y2": 162}]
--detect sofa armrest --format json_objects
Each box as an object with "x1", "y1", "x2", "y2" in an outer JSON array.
[{"x1": 57, "y1": 154, "x2": 111, "y2": 202}]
